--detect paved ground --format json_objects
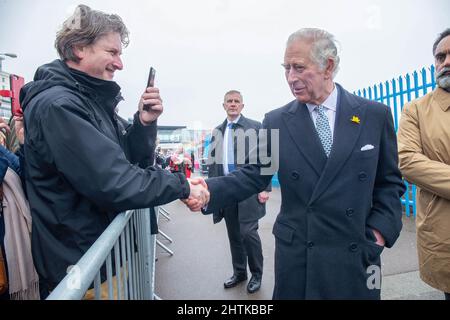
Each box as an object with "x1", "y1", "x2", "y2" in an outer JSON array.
[{"x1": 154, "y1": 178, "x2": 443, "y2": 300}]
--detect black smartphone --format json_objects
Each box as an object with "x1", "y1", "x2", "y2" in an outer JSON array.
[
  {"x1": 144, "y1": 67, "x2": 156, "y2": 111},
  {"x1": 147, "y1": 67, "x2": 156, "y2": 88}
]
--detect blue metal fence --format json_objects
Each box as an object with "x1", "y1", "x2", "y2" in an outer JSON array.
[{"x1": 354, "y1": 65, "x2": 437, "y2": 218}]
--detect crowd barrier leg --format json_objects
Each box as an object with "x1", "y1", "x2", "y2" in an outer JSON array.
[
  {"x1": 158, "y1": 230, "x2": 173, "y2": 243},
  {"x1": 156, "y1": 240, "x2": 174, "y2": 256}
]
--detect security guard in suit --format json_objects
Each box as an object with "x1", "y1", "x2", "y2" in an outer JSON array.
[{"x1": 207, "y1": 90, "x2": 271, "y2": 294}]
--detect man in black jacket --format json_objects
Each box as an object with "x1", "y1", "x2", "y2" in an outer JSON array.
[{"x1": 20, "y1": 5, "x2": 208, "y2": 296}]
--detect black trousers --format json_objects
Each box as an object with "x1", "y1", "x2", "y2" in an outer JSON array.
[{"x1": 223, "y1": 205, "x2": 263, "y2": 278}]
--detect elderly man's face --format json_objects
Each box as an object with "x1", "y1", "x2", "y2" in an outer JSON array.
[
  {"x1": 435, "y1": 35, "x2": 450, "y2": 90},
  {"x1": 283, "y1": 39, "x2": 333, "y2": 105}
]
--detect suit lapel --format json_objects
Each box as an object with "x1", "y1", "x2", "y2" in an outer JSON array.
[
  {"x1": 234, "y1": 116, "x2": 246, "y2": 160},
  {"x1": 235, "y1": 115, "x2": 247, "y2": 129},
  {"x1": 282, "y1": 100, "x2": 327, "y2": 177},
  {"x1": 212, "y1": 120, "x2": 227, "y2": 176},
  {"x1": 309, "y1": 85, "x2": 365, "y2": 204}
]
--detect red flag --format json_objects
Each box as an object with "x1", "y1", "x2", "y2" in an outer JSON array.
[{"x1": 0, "y1": 90, "x2": 12, "y2": 98}]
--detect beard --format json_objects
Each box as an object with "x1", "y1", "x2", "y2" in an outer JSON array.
[{"x1": 436, "y1": 66, "x2": 450, "y2": 91}]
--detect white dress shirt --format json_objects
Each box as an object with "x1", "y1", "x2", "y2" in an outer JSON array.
[{"x1": 223, "y1": 115, "x2": 241, "y2": 175}]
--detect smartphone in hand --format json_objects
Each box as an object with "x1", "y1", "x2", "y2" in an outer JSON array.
[
  {"x1": 10, "y1": 74, "x2": 25, "y2": 116},
  {"x1": 144, "y1": 67, "x2": 156, "y2": 111},
  {"x1": 147, "y1": 67, "x2": 156, "y2": 88}
]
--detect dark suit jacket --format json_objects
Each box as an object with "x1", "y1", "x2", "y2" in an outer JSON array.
[
  {"x1": 207, "y1": 115, "x2": 271, "y2": 224},
  {"x1": 204, "y1": 84, "x2": 405, "y2": 299}
]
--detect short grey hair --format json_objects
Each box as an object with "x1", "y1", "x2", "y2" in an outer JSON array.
[
  {"x1": 55, "y1": 4, "x2": 129, "y2": 63},
  {"x1": 224, "y1": 90, "x2": 244, "y2": 103},
  {"x1": 433, "y1": 28, "x2": 450, "y2": 56},
  {"x1": 287, "y1": 28, "x2": 340, "y2": 78}
]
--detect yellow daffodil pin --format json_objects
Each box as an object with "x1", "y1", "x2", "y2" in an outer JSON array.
[{"x1": 351, "y1": 116, "x2": 361, "y2": 124}]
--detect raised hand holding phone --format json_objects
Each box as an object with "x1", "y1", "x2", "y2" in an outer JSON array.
[{"x1": 138, "y1": 67, "x2": 163, "y2": 125}]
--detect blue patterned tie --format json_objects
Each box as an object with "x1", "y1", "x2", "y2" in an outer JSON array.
[
  {"x1": 315, "y1": 105, "x2": 332, "y2": 157},
  {"x1": 227, "y1": 123, "x2": 236, "y2": 172}
]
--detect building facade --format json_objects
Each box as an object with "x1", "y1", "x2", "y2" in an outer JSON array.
[{"x1": 0, "y1": 70, "x2": 12, "y2": 119}]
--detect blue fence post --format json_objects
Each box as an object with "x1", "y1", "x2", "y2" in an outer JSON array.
[
  {"x1": 379, "y1": 83, "x2": 384, "y2": 105},
  {"x1": 399, "y1": 75, "x2": 405, "y2": 111},
  {"x1": 403, "y1": 181, "x2": 411, "y2": 217},
  {"x1": 406, "y1": 73, "x2": 412, "y2": 102},
  {"x1": 384, "y1": 81, "x2": 391, "y2": 107},
  {"x1": 391, "y1": 78, "x2": 398, "y2": 131},
  {"x1": 421, "y1": 67, "x2": 428, "y2": 96},
  {"x1": 413, "y1": 71, "x2": 420, "y2": 99},
  {"x1": 412, "y1": 184, "x2": 417, "y2": 218},
  {"x1": 385, "y1": 80, "x2": 393, "y2": 127},
  {"x1": 430, "y1": 65, "x2": 436, "y2": 90}
]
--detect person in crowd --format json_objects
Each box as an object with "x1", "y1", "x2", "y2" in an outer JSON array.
[
  {"x1": 183, "y1": 156, "x2": 193, "y2": 178},
  {"x1": 0, "y1": 115, "x2": 39, "y2": 300},
  {"x1": 0, "y1": 103, "x2": 11, "y2": 301},
  {"x1": 168, "y1": 146, "x2": 192, "y2": 178},
  {"x1": 186, "y1": 28, "x2": 405, "y2": 299},
  {"x1": 168, "y1": 148, "x2": 184, "y2": 174},
  {"x1": 397, "y1": 28, "x2": 450, "y2": 301},
  {"x1": 190, "y1": 150, "x2": 195, "y2": 173},
  {"x1": 155, "y1": 147, "x2": 166, "y2": 169},
  {"x1": 20, "y1": 4, "x2": 208, "y2": 298},
  {"x1": 6, "y1": 116, "x2": 23, "y2": 154}
]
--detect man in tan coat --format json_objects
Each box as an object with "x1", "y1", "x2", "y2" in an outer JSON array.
[{"x1": 398, "y1": 28, "x2": 450, "y2": 300}]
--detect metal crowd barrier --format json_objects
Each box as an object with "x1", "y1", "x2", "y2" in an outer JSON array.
[
  {"x1": 156, "y1": 207, "x2": 174, "y2": 256},
  {"x1": 47, "y1": 207, "x2": 157, "y2": 300},
  {"x1": 159, "y1": 207, "x2": 171, "y2": 221}
]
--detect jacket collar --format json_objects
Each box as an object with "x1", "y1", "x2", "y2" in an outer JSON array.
[
  {"x1": 218, "y1": 114, "x2": 249, "y2": 132},
  {"x1": 67, "y1": 65, "x2": 123, "y2": 116},
  {"x1": 306, "y1": 84, "x2": 338, "y2": 113},
  {"x1": 227, "y1": 114, "x2": 242, "y2": 126},
  {"x1": 434, "y1": 87, "x2": 450, "y2": 112}
]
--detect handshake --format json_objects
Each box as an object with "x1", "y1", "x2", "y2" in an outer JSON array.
[{"x1": 183, "y1": 178, "x2": 210, "y2": 212}]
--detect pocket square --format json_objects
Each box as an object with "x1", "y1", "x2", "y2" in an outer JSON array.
[{"x1": 361, "y1": 144, "x2": 375, "y2": 151}]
